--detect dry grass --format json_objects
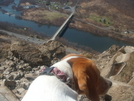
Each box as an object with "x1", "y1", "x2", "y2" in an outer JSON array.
[
  {"x1": 22, "y1": 8, "x2": 66, "y2": 22},
  {"x1": 43, "y1": 11, "x2": 66, "y2": 21}
]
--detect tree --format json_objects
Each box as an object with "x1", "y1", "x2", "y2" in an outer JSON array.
[
  {"x1": 46, "y1": 0, "x2": 50, "y2": 5},
  {"x1": 103, "y1": 19, "x2": 106, "y2": 24}
]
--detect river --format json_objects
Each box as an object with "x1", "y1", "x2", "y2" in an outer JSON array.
[{"x1": 0, "y1": 0, "x2": 132, "y2": 52}]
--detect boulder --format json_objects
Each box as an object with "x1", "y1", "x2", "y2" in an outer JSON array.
[
  {"x1": 124, "y1": 46, "x2": 134, "y2": 53},
  {"x1": 10, "y1": 40, "x2": 50, "y2": 66},
  {"x1": 98, "y1": 45, "x2": 123, "y2": 77},
  {"x1": 3, "y1": 79, "x2": 16, "y2": 88},
  {"x1": 10, "y1": 40, "x2": 66, "y2": 66},
  {"x1": 107, "y1": 80, "x2": 134, "y2": 101},
  {"x1": 110, "y1": 52, "x2": 134, "y2": 83},
  {"x1": 40, "y1": 40, "x2": 66, "y2": 64},
  {"x1": 100, "y1": 46, "x2": 134, "y2": 81}
]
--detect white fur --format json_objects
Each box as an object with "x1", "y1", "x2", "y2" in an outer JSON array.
[
  {"x1": 51, "y1": 56, "x2": 79, "y2": 79},
  {"x1": 21, "y1": 56, "x2": 79, "y2": 101}
]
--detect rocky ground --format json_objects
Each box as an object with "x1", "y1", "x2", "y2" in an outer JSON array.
[{"x1": 1, "y1": 33, "x2": 134, "y2": 101}]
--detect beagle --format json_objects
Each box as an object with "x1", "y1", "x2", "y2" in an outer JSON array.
[
  {"x1": 21, "y1": 54, "x2": 112, "y2": 101},
  {"x1": 61, "y1": 54, "x2": 112, "y2": 101},
  {"x1": 21, "y1": 56, "x2": 79, "y2": 101}
]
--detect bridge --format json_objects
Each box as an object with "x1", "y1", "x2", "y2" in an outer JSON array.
[{"x1": 49, "y1": 11, "x2": 75, "y2": 41}]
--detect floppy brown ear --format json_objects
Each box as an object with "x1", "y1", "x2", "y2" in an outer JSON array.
[
  {"x1": 76, "y1": 72, "x2": 100, "y2": 101},
  {"x1": 66, "y1": 57, "x2": 100, "y2": 101}
]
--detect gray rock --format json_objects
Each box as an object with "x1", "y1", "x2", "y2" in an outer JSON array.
[
  {"x1": 3, "y1": 80, "x2": 16, "y2": 88},
  {"x1": 40, "y1": 40, "x2": 66, "y2": 65},
  {"x1": 17, "y1": 88, "x2": 25, "y2": 94},
  {"x1": 110, "y1": 52, "x2": 134, "y2": 83},
  {"x1": 24, "y1": 73, "x2": 38, "y2": 80},
  {"x1": 11, "y1": 71, "x2": 23, "y2": 80},
  {"x1": 124, "y1": 46, "x2": 134, "y2": 53},
  {"x1": 0, "y1": 86, "x2": 19, "y2": 101},
  {"x1": 4, "y1": 74, "x2": 14, "y2": 80},
  {"x1": 16, "y1": 78, "x2": 30, "y2": 89},
  {"x1": 3, "y1": 67, "x2": 12, "y2": 75},
  {"x1": 107, "y1": 80, "x2": 134, "y2": 101},
  {"x1": 115, "y1": 53, "x2": 130, "y2": 63},
  {"x1": 10, "y1": 40, "x2": 46, "y2": 66}
]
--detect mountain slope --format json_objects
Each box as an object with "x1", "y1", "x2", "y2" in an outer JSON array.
[
  {"x1": 104, "y1": 0, "x2": 134, "y2": 18},
  {"x1": 76, "y1": 0, "x2": 134, "y2": 31}
]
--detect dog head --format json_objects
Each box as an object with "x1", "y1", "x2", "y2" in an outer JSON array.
[{"x1": 61, "y1": 54, "x2": 112, "y2": 100}]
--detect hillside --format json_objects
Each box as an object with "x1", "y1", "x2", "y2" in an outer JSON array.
[
  {"x1": 76, "y1": 0, "x2": 134, "y2": 31},
  {"x1": 1, "y1": 32, "x2": 134, "y2": 101},
  {"x1": 78, "y1": 0, "x2": 134, "y2": 18},
  {"x1": 104, "y1": 0, "x2": 134, "y2": 18}
]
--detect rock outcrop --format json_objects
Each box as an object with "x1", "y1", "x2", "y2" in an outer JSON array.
[
  {"x1": 1, "y1": 36, "x2": 134, "y2": 101},
  {"x1": 10, "y1": 40, "x2": 65, "y2": 66},
  {"x1": 107, "y1": 81, "x2": 134, "y2": 101},
  {"x1": 100, "y1": 45, "x2": 134, "y2": 84},
  {"x1": 94, "y1": 45, "x2": 134, "y2": 101},
  {"x1": 0, "y1": 39, "x2": 66, "y2": 100},
  {"x1": 11, "y1": 40, "x2": 46, "y2": 66}
]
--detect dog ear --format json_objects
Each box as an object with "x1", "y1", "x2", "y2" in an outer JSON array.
[{"x1": 77, "y1": 73, "x2": 100, "y2": 101}]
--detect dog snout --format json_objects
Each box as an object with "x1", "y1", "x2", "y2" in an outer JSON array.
[{"x1": 109, "y1": 81, "x2": 112, "y2": 87}]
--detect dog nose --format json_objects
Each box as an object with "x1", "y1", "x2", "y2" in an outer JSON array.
[
  {"x1": 107, "y1": 80, "x2": 112, "y2": 87},
  {"x1": 109, "y1": 81, "x2": 112, "y2": 87},
  {"x1": 106, "y1": 79, "x2": 112, "y2": 87}
]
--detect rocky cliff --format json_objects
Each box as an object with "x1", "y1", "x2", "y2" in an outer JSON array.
[{"x1": 0, "y1": 34, "x2": 134, "y2": 101}]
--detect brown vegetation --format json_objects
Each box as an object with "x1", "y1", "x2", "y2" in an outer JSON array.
[
  {"x1": 75, "y1": 0, "x2": 134, "y2": 31},
  {"x1": 104, "y1": 0, "x2": 134, "y2": 18}
]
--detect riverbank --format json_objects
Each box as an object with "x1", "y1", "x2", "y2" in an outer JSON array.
[
  {"x1": 0, "y1": 21, "x2": 100, "y2": 54},
  {"x1": 20, "y1": 7, "x2": 134, "y2": 45},
  {"x1": 1, "y1": 0, "x2": 134, "y2": 52}
]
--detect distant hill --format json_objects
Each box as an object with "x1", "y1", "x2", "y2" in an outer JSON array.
[
  {"x1": 75, "y1": 0, "x2": 134, "y2": 31},
  {"x1": 104, "y1": 0, "x2": 134, "y2": 18}
]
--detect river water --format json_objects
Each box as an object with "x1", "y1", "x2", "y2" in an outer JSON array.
[{"x1": 0, "y1": 0, "x2": 132, "y2": 52}]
